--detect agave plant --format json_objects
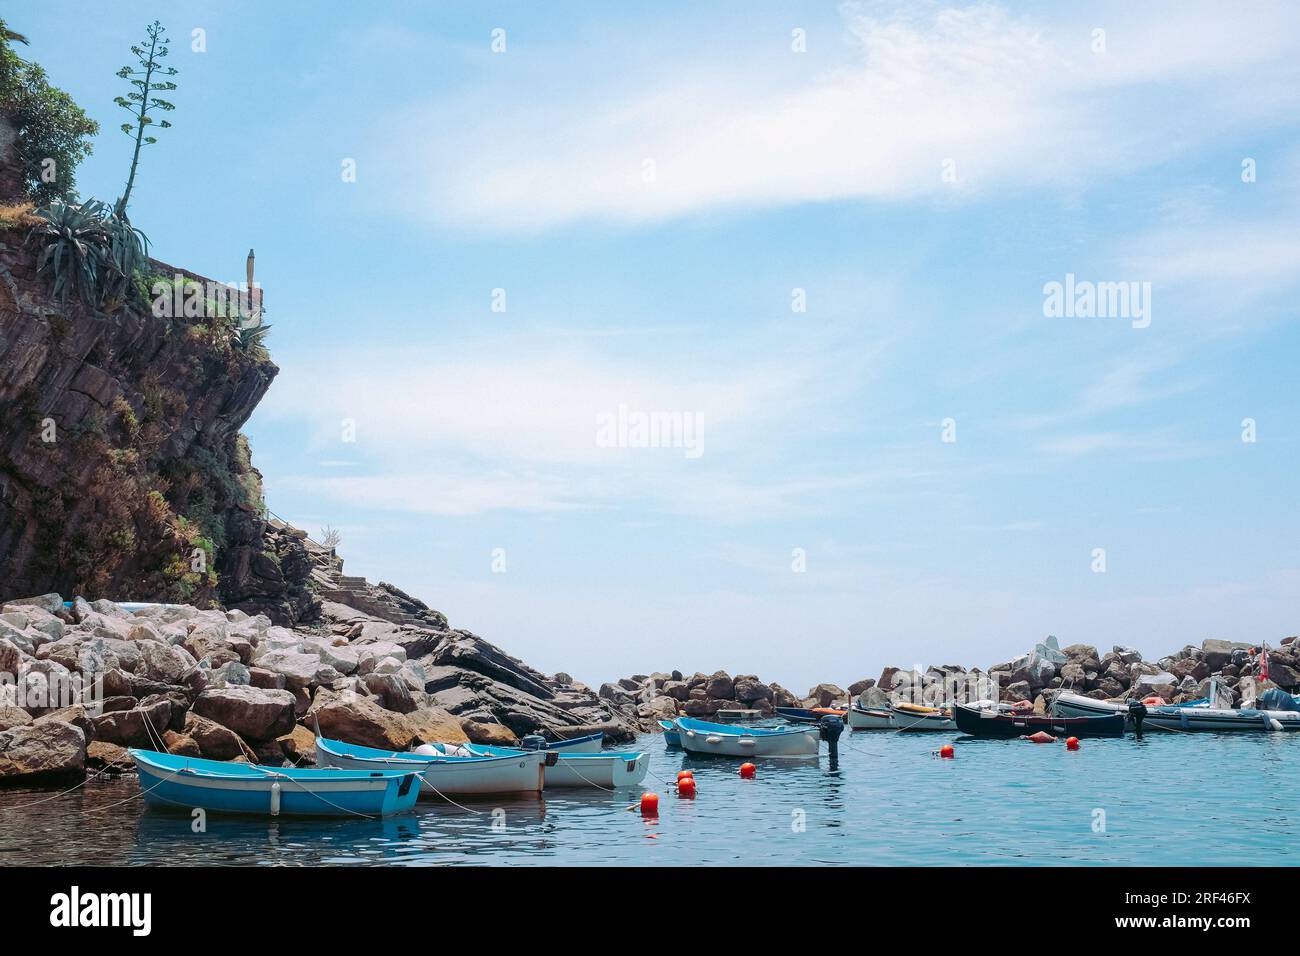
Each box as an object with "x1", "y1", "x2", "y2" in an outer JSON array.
[
  {"x1": 26, "y1": 198, "x2": 151, "y2": 309},
  {"x1": 235, "y1": 321, "x2": 272, "y2": 360},
  {"x1": 100, "y1": 208, "x2": 149, "y2": 308},
  {"x1": 26, "y1": 198, "x2": 110, "y2": 306}
]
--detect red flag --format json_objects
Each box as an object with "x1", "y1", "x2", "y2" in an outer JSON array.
[{"x1": 1260, "y1": 644, "x2": 1270, "y2": 682}]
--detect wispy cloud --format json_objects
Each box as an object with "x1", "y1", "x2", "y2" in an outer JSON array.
[{"x1": 391, "y1": 1, "x2": 1300, "y2": 230}]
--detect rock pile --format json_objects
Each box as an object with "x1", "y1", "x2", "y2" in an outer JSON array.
[
  {"x1": 599, "y1": 669, "x2": 856, "y2": 725},
  {"x1": 844, "y1": 635, "x2": 1298, "y2": 715},
  {"x1": 0, "y1": 589, "x2": 638, "y2": 784},
  {"x1": 605, "y1": 635, "x2": 1298, "y2": 731}
]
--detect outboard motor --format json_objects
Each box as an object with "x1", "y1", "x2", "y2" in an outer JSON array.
[
  {"x1": 1126, "y1": 700, "x2": 1148, "y2": 739},
  {"x1": 518, "y1": 734, "x2": 548, "y2": 751},
  {"x1": 818, "y1": 715, "x2": 844, "y2": 770}
]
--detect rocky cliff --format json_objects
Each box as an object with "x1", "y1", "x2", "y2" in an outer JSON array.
[{"x1": 0, "y1": 231, "x2": 309, "y2": 622}]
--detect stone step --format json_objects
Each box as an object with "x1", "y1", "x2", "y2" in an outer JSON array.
[{"x1": 338, "y1": 576, "x2": 368, "y2": 586}]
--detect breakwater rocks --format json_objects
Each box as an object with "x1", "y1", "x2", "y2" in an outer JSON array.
[
  {"x1": 0, "y1": 591, "x2": 637, "y2": 785},
  {"x1": 598, "y1": 670, "x2": 831, "y2": 723},
  {"x1": 610, "y1": 635, "x2": 1299, "y2": 726}
]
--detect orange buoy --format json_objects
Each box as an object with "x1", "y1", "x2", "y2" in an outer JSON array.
[
  {"x1": 739, "y1": 762, "x2": 756, "y2": 779},
  {"x1": 1142, "y1": 696, "x2": 1166, "y2": 707},
  {"x1": 939, "y1": 744, "x2": 955, "y2": 759},
  {"x1": 1066, "y1": 736, "x2": 1080, "y2": 750},
  {"x1": 640, "y1": 792, "x2": 659, "y2": 816},
  {"x1": 676, "y1": 769, "x2": 693, "y2": 781},
  {"x1": 1025, "y1": 731, "x2": 1056, "y2": 743},
  {"x1": 677, "y1": 776, "x2": 696, "y2": 797}
]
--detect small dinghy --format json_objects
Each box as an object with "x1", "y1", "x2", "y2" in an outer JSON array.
[
  {"x1": 464, "y1": 744, "x2": 649, "y2": 788},
  {"x1": 889, "y1": 702, "x2": 955, "y2": 731},
  {"x1": 659, "y1": 719, "x2": 682, "y2": 747},
  {"x1": 537, "y1": 731, "x2": 604, "y2": 753},
  {"x1": 774, "y1": 706, "x2": 847, "y2": 724},
  {"x1": 846, "y1": 704, "x2": 895, "y2": 729},
  {"x1": 674, "y1": 717, "x2": 819, "y2": 757},
  {"x1": 130, "y1": 749, "x2": 420, "y2": 818},
  {"x1": 315, "y1": 737, "x2": 546, "y2": 796},
  {"x1": 953, "y1": 702, "x2": 1125, "y2": 738}
]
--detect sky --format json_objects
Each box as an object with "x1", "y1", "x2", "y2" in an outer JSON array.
[{"x1": 18, "y1": 1, "x2": 1300, "y2": 690}]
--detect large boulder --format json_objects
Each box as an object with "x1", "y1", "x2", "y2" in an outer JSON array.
[
  {"x1": 308, "y1": 691, "x2": 416, "y2": 750},
  {"x1": 256, "y1": 651, "x2": 323, "y2": 691},
  {"x1": 1133, "y1": 672, "x2": 1178, "y2": 699},
  {"x1": 276, "y1": 725, "x2": 317, "y2": 765},
  {"x1": 136, "y1": 640, "x2": 188, "y2": 684},
  {"x1": 0, "y1": 720, "x2": 85, "y2": 782},
  {"x1": 192, "y1": 686, "x2": 296, "y2": 741},
  {"x1": 90, "y1": 698, "x2": 172, "y2": 747},
  {"x1": 361, "y1": 672, "x2": 418, "y2": 714},
  {"x1": 404, "y1": 706, "x2": 469, "y2": 746},
  {"x1": 704, "y1": 671, "x2": 734, "y2": 700},
  {"x1": 1201, "y1": 639, "x2": 1252, "y2": 672},
  {"x1": 183, "y1": 712, "x2": 246, "y2": 760},
  {"x1": 460, "y1": 718, "x2": 520, "y2": 746},
  {"x1": 1112, "y1": 646, "x2": 1143, "y2": 665},
  {"x1": 303, "y1": 638, "x2": 360, "y2": 675},
  {"x1": 733, "y1": 677, "x2": 773, "y2": 704},
  {"x1": 661, "y1": 680, "x2": 689, "y2": 701},
  {"x1": 1170, "y1": 658, "x2": 1210, "y2": 683},
  {"x1": 0, "y1": 637, "x2": 26, "y2": 674},
  {"x1": 808, "y1": 683, "x2": 847, "y2": 708},
  {"x1": 0, "y1": 705, "x2": 32, "y2": 731},
  {"x1": 86, "y1": 740, "x2": 131, "y2": 771}
]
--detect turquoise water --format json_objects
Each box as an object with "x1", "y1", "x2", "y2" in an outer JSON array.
[{"x1": 3, "y1": 730, "x2": 1297, "y2": 866}]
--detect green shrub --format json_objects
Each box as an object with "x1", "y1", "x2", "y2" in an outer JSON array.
[{"x1": 0, "y1": 20, "x2": 99, "y2": 204}]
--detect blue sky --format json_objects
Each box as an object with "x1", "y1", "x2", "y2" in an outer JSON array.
[{"x1": 21, "y1": 1, "x2": 1300, "y2": 689}]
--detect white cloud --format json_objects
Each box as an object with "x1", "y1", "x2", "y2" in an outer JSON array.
[{"x1": 392, "y1": 1, "x2": 1300, "y2": 230}]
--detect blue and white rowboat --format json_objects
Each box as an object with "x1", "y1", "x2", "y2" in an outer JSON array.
[
  {"x1": 674, "y1": 717, "x2": 819, "y2": 758},
  {"x1": 463, "y1": 744, "x2": 649, "y2": 788},
  {"x1": 315, "y1": 736, "x2": 546, "y2": 796},
  {"x1": 536, "y1": 732, "x2": 604, "y2": 753},
  {"x1": 658, "y1": 719, "x2": 682, "y2": 747},
  {"x1": 130, "y1": 749, "x2": 420, "y2": 818}
]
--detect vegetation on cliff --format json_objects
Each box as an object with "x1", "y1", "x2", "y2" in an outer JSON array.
[
  {"x1": 0, "y1": 20, "x2": 283, "y2": 613},
  {"x1": 0, "y1": 18, "x2": 97, "y2": 205}
]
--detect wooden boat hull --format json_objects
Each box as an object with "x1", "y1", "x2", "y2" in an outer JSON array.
[
  {"x1": 953, "y1": 703, "x2": 1125, "y2": 738},
  {"x1": 889, "y1": 705, "x2": 955, "y2": 731},
  {"x1": 465, "y1": 744, "x2": 649, "y2": 788},
  {"x1": 674, "y1": 717, "x2": 819, "y2": 757},
  {"x1": 658, "y1": 719, "x2": 682, "y2": 747},
  {"x1": 131, "y1": 749, "x2": 420, "y2": 818},
  {"x1": 315, "y1": 737, "x2": 545, "y2": 796},
  {"x1": 846, "y1": 706, "x2": 895, "y2": 729}
]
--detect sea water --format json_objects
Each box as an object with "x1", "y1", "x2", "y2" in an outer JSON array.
[{"x1": 2, "y1": 730, "x2": 1294, "y2": 866}]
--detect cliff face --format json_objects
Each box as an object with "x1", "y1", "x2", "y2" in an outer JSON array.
[{"x1": 0, "y1": 233, "x2": 312, "y2": 622}]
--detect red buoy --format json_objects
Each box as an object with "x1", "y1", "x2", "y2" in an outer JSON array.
[
  {"x1": 1066, "y1": 736, "x2": 1080, "y2": 750},
  {"x1": 939, "y1": 744, "x2": 955, "y2": 759},
  {"x1": 677, "y1": 776, "x2": 696, "y2": 798},
  {"x1": 676, "y1": 769, "x2": 693, "y2": 781},
  {"x1": 739, "y1": 762, "x2": 756, "y2": 779},
  {"x1": 640, "y1": 792, "x2": 659, "y2": 816}
]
